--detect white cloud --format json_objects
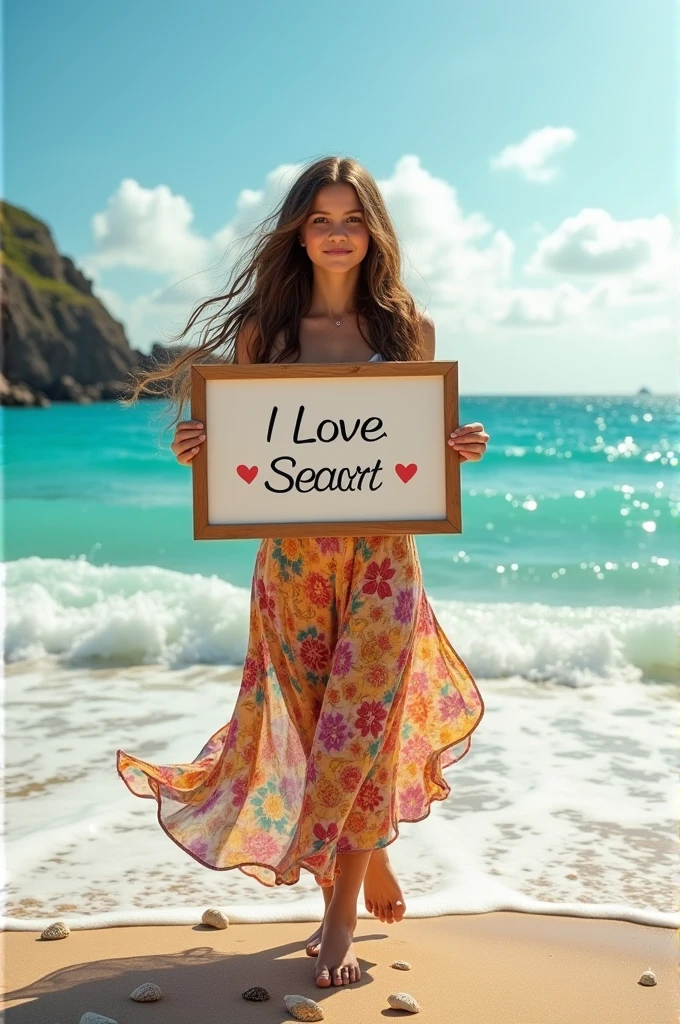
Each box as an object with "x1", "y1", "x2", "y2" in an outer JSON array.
[
  {"x1": 492, "y1": 282, "x2": 596, "y2": 328},
  {"x1": 86, "y1": 165, "x2": 303, "y2": 291},
  {"x1": 81, "y1": 164, "x2": 307, "y2": 345},
  {"x1": 490, "y1": 126, "x2": 577, "y2": 183},
  {"x1": 377, "y1": 155, "x2": 514, "y2": 330},
  {"x1": 89, "y1": 179, "x2": 210, "y2": 276},
  {"x1": 524, "y1": 208, "x2": 678, "y2": 306}
]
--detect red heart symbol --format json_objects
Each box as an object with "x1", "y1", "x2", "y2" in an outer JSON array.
[
  {"x1": 395, "y1": 463, "x2": 418, "y2": 483},
  {"x1": 236, "y1": 464, "x2": 258, "y2": 484}
]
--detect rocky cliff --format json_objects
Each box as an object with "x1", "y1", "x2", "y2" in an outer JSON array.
[{"x1": 0, "y1": 200, "x2": 185, "y2": 406}]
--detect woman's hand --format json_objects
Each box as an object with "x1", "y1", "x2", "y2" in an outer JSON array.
[
  {"x1": 447, "y1": 422, "x2": 489, "y2": 462},
  {"x1": 171, "y1": 419, "x2": 206, "y2": 465}
]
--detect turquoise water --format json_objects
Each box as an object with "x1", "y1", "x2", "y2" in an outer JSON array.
[{"x1": 3, "y1": 393, "x2": 677, "y2": 606}]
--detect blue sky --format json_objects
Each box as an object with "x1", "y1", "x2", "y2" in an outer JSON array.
[{"x1": 5, "y1": 0, "x2": 677, "y2": 393}]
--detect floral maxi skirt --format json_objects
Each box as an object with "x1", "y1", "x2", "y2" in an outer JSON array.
[{"x1": 116, "y1": 535, "x2": 485, "y2": 888}]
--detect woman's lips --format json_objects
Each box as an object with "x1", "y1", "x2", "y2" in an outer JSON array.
[{"x1": 324, "y1": 249, "x2": 352, "y2": 254}]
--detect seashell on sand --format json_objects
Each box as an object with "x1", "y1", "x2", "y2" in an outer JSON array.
[
  {"x1": 201, "y1": 907, "x2": 229, "y2": 929},
  {"x1": 391, "y1": 959, "x2": 411, "y2": 970},
  {"x1": 242, "y1": 986, "x2": 270, "y2": 1001},
  {"x1": 284, "y1": 993, "x2": 324, "y2": 1021},
  {"x1": 130, "y1": 981, "x2": 162, "y2": 1001},
  {"x1": 638, "y1": 968, "x2": 657, "y2": 986},
  {"x1": 79, "y1": 1014, "x2": 119, "y2": 1024},
  {"x1": 41, "y1": 920, "x2": 70, "y2": 940},
  {"x1": 387, "y1": 991, "x2": 421, "y2": 1013}
]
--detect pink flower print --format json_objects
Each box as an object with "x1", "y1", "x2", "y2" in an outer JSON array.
[
  {"x1": 438, "y1": 690, "x2": 465, "y2": 718},
  {"x1": 362, "y1": 557, "x2": 396, "y2": 599},
  {"x1": 337, "y1": 835, "x2": 353, "y2": 853},
  {"x1": 402, "y1": 734, "x2": 431, "y2": 764},
  {"x1": 395, "y1": 587, "x2": 415, "y2": 624},
  {"x1": 245, "y1": 831, "x2": 281, "y2": 861},
  {"x1": 355, "y1": 700, "x2": 387, "y2": 738},
  {"x1": 332, "y1": 639, "x2": 353, "y2": 677},
  {"x1": 410, "y1": 670, "x2": 430, "y2": 695},
  {"x1": 307, "y1": 758, "x2": 319, "y2": 783},
  {"x1": 400, "y1": 783, "x2": 425, "y2": 818},
  {"x1": 318, "y1": 711, "x2": 348, "y2": 752},
  {"x1": 433, "y1": 654, "x2": 448, "y2": 679}
]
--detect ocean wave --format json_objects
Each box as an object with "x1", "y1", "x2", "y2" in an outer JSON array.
[{"x1": 4, "y1": 556, "x2": 676, "y2": 685}]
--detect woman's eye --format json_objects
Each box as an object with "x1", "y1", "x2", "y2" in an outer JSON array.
[{"x1": 311, "y1": 216, "x2": 363, "y2": 224}]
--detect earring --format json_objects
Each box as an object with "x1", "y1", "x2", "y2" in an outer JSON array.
[{"x1": 299, "y1": 240, "x2": 305, "y2": 246}]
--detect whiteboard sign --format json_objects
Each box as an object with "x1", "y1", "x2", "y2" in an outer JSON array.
[{"x1": 191, "y1": 361, "x2": 461, "y2": 539}]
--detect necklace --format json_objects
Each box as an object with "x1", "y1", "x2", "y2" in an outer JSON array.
[{"x1": 329, "y1": 311, "x2": 353, "y2": 327}]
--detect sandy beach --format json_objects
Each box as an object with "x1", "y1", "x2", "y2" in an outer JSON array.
[{"x1": 2, "y1": 912, "x2": 676, "y2": 1023}]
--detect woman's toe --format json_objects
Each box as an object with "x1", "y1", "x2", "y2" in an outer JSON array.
[
  {"x1": 332, "y1": 967, "x2": 343, "y2": 986},
  {"x1": 315, "y1": 967, "x2": 331, "y2": 988}
]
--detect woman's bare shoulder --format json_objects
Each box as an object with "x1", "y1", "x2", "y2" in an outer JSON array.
[{"x1": 418, "y1": 309, "x2": 436, "y2": 359}]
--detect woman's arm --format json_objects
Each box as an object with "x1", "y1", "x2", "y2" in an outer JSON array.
[{"x1": 421, "y1": 311, "x2": 490, "y2": 461}]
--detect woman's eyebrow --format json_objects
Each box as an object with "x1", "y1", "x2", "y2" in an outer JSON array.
[{"x1": 308, "y1": 208, "x2": 364, "y2": 215}]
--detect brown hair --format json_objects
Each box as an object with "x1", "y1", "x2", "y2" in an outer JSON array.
[{"x1": 122, "y1": 155, "x2": 427, "y2": 435}]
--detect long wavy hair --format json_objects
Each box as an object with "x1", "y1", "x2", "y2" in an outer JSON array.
[{"x1": 122, "y1": 155, "x2": 427, "y2": 435}]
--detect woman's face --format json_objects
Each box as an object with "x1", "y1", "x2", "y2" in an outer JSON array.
[{"x1": 299, "y1": 182, "x2": 370, "y2": 272}]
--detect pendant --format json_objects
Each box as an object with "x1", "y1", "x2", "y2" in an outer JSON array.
[{"x1": 335, "y1": 320, "x2": 341, "y2": 326}]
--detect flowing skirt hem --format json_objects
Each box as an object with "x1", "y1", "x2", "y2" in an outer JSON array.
[{"x1": 115, "y1": 703, "x2": 482, "y2": 891}]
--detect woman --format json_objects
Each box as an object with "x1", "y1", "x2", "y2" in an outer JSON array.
[{"x1": 116, "y1": 155, "x2": 489, "y2": 989}]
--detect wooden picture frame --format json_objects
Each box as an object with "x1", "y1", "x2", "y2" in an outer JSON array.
[{"x1": 190, "y1": 361, "x2": 461, "y2": 539}]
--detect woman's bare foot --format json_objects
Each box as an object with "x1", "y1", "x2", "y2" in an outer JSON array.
[
  {"x1": 314, "y1": 904, "x2": 360, "y2": 987},
  {"x1": 362, "y1": 847, "x2": 406, "y2": 923},
  {"x1": 305, "y1": 884, "x2": 334, "y2": 957},
  {"x1": 305, "y1": 921, "x2": 323, "y2": 957}
]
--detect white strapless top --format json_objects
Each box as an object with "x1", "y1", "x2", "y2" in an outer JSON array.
[{"x1": 368, "y1": 352, "x2": 384, "y2": 362}]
